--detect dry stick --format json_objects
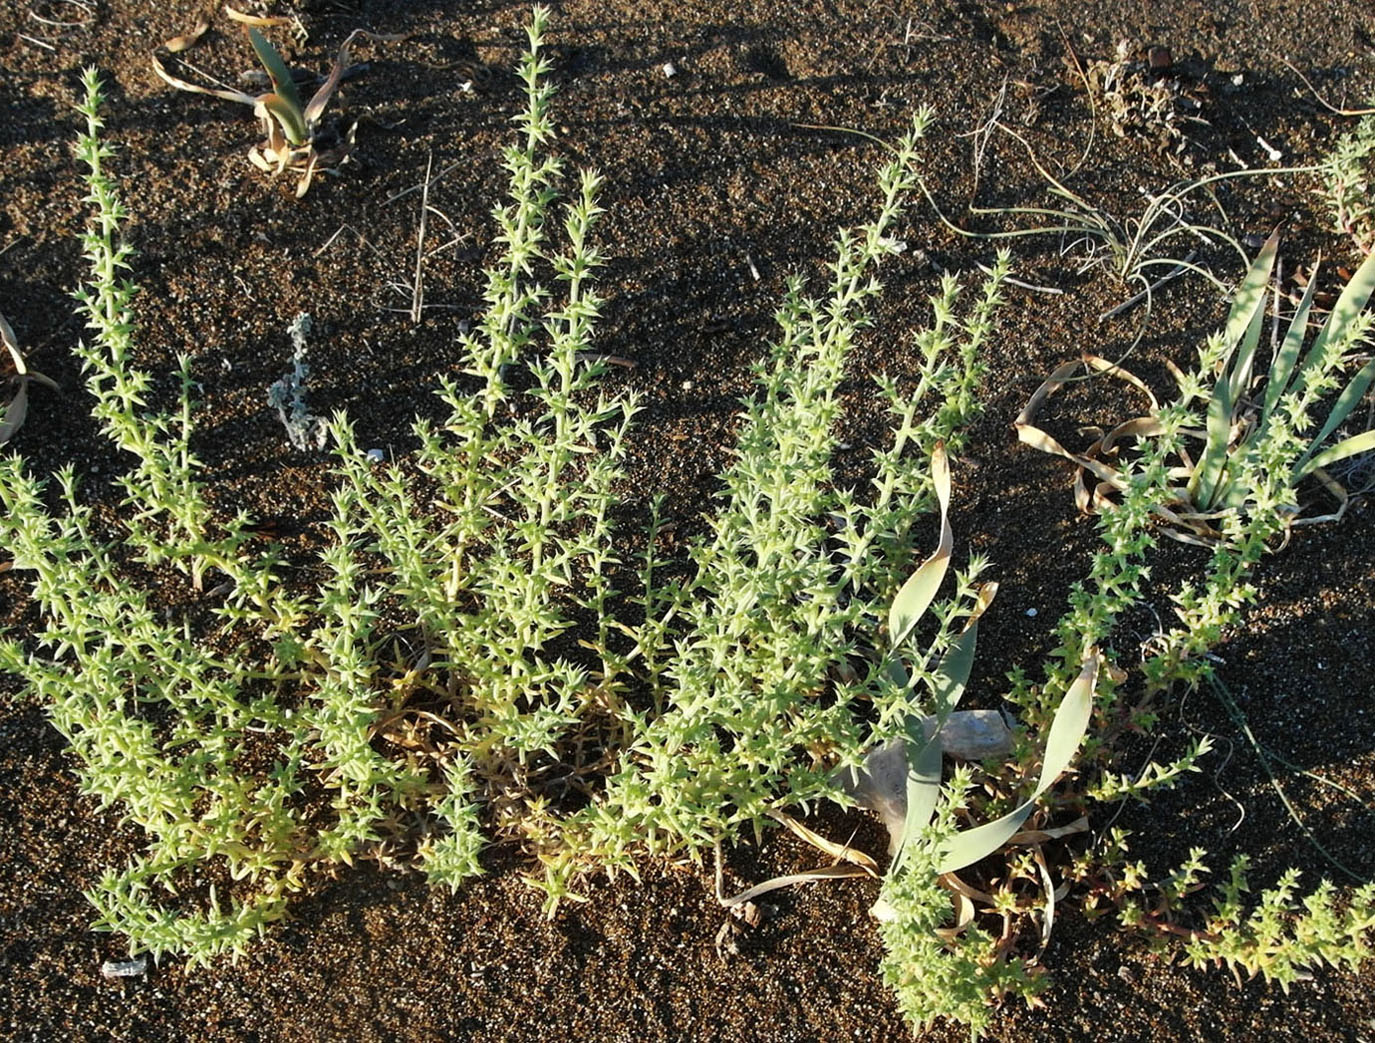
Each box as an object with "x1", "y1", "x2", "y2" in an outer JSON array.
[
  {"x1": 984, "y1": 267, "x2": 1064, "y2": 295},
  {"x1": 385, "y1": 158, "x2": 464, "y2": 205},
  {"x1": 1098, "y1": 249, "x2": 1197, "y2": 322},
  {"x1": 411, "y1": 151, "x2": 433, "y2": 324}
]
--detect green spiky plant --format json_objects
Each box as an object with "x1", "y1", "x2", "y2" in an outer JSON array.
[
  {"x1": 0, "y1": 6, "x2": 1019, "y2": 995},
  {"x1": 1322, "y1": 104, "x2": 1375, "y2": 255},
  {"x1": 6, "y1": 9, "x2": 1372, "y2": 1038}
]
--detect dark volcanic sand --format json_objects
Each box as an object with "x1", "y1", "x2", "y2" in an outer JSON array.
[{"x1": 2, "y1": 1, "x2": 1375, "y2": 1040}]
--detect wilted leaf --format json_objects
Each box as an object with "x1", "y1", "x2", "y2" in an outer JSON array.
[
  {"x1": 887, "y1": 442, "x2": 952, "y2": 648},
  {"x1": 932, "y1": 653, "x2": 1099, "y2": 874}
]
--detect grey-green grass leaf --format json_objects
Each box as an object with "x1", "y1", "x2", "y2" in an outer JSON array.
[{"x1": 887, "y1": 442, "x2": 952, "y2": 649}]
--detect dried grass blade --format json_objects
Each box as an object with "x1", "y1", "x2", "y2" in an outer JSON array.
[
  {"x1": 1014, "y1": 359, "x2": 1135, "y2": 487},
  {"x1": 1014, "y1": 358, "x2": 1081, "y2": 454},
  {"x1": 1031, "y1": 844, "x2": 1056, "y2": 956},
  {"x1": 1082, "y1": 353, "x2": 1159, "y2": 412},
  {"x1": 304, "y1": 29, "x2": 405, "y2": 123},
  {"x1": 224, "y1": 5, "x2": 292, "y2": 27},
  {"x1": 939, "y1": 871, "x2": 994, "y2": 905},
  {"x1": 717, "y1": 864, "x2": 872, "y2": 909},
  {"x1": 1292, "y1": 466, "x2": 1351, "y2": 525},
  {"x1": 151, "y1": 48, "x2": 259, "y2": 106},
  {"x1": 163, "y1": 16, "x2": 211, "y2": 53},
  {"x1": 1006, "y1": 816, "x2": 1090, "y2": 846},
  {"x1": 934, "y1": 888, "x2": 977, "y2": 941},
  {"x1": 1098, "y1": 416, "x2": 1167, "y2": 456},
  {"x1": 767, "y1": 811, "x2": 878, "y2": 873}
]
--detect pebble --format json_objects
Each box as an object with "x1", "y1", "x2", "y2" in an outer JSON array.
[{"x1": 100, "y1": 957, "x2": 147, "y2": 979}]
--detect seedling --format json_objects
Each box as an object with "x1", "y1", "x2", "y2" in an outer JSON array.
[{"x1": 152, "y1": 17, "x2": 395, "y2": 196}]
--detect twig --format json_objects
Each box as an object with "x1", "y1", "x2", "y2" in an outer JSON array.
[
  {"x1": 385, "y1": 158, "x2": 463, "y2": 204},
  {"x1": 984, "y1": 267, "x2": 1064, "y2": 295}
]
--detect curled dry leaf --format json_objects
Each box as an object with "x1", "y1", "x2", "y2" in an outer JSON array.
[
  {"x1": 1015, "y1": 353, "x2": 1220, "y2": 544},
  {"x1": 1021, "y1": 238, "x2": 1375, "y2": 537},
  {"x1": 223, "y1": 5, "x2": 293, "y2": 29}
]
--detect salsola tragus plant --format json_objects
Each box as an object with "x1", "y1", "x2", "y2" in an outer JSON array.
[
  {"x1": 1322, "y1": 101, "x2": 1375, "y2": 255},
  {"x1": 10, "y1": 8, "x2": 1366, "y2": 1036},
  {"x1": 0, "y1": 7, "x2": 1017, "y2": 986}
]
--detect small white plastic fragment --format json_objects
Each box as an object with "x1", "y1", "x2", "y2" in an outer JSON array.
[
  {"x1": 366, "y1": 448, "x2": 386, "y2": 464},
  {"x1": 662, "y1": 61, "x2": 677, "y2": 78},
  {"x1": 101, "y1": 957, "x2": 147, "y2": 979}
]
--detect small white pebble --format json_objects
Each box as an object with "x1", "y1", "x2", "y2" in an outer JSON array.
[
  {"x1": 662, "y1": 62, "x2": 677, "y2": 78},
  {"x1": 366, "y1": 448, "x2": 386, "y2": 464},
  {"x1": 681, "y1": 380, "x2": 693, "y2": 391},
  {"x1": 1025, "y1": 608, "x2": 1038, "y2": 617}
]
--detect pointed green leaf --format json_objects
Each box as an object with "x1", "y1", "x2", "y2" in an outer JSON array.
[
  {"x1": 1297, "y1": 237, "x2": 1375, "y2": 383},
  {"x1": 1292, "y1": 355, "x2": 1375, "y2": 484},
  {"x1": 1296, "y1": 427, "x2": 1375, "y2": 479},
  {"x1": 1191, "y1": 235, "x2": 1277, "y2": 509},
  {"x1": 248, "y1": 28, "x2": 305, "y2": 130},
  {"x1": 892, "y1": 714, "x2": 942, "y2": 875},
  {"x1": 1261, "y1": 264, "x2": 1317, "y2": 428},
  {"x1": 1190, "y1": 376, "x2": 1236, "y2": 510},
  {"x1": 1222, "y1": 231, "x2": 1278, "y2": 353},
  {"x1": 888, "y1": 443, "x2": 951, "y2": 649},
  {"x1": 891, "y1": 596, "x2": 993, "y2": 873},
  {"x1": 1223, "y1": 278, "x2": 1268, "y2": 413},
  {"x1": 259, "y1": 93, "x2": 308, "y2": 148}
]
